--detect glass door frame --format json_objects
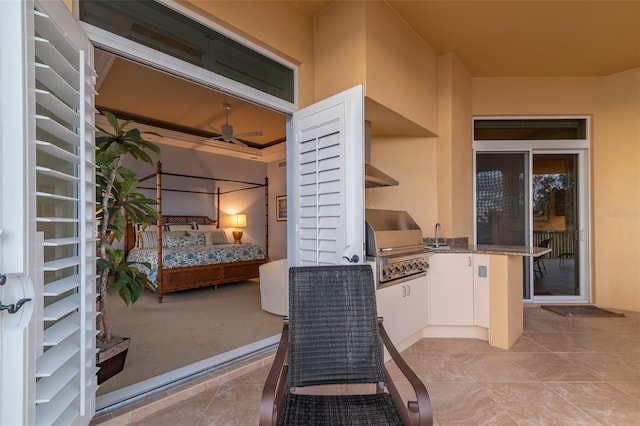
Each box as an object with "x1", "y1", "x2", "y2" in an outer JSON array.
[
  {"x1": 472, "y1": 116, "x2": 591, "y2": 304},
  {"x1": 530, "y1": 149, "x2": 590, "y2": 304}
]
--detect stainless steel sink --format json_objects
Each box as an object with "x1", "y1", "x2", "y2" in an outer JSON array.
[{"x1": 426, "y1": 244, "x2": 451, "y2": 251}]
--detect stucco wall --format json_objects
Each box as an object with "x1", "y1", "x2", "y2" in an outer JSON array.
[
  {"x1": 313, "y1": 1, "x2": 367, "y2": 102},
  {"x1": 314, "y1": 0, "x2": 438, "y2": 132},
  {"x1": 438, "y1": 54, "x2": 473, "y2": 239},
  {"x1": 365, "y1": 136, "x2": 438, "y2": 236},
  {"x1": 364, "y1": 1, "x2": 438, "y2": 133},
  {"x1": 596, "y1": 69, "x2": 640, "y2": 311},
  {"x1": 472, "y1": 69, "x2": 640, "y2": 311}
]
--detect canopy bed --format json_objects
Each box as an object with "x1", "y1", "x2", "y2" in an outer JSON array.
[{"x1": 125, "y1": 162, "x2": 269, "y2": 303}]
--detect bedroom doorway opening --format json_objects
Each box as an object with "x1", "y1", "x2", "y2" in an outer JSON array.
[
  {"x1": 83, "y1": 7, "x2": 296, "y2": 411},
  {"x1": 93, "y1": 51, "x2": 289, "y2": 403},
  {"x1": 90, "y1": 52, "x2": 286, "y2": 404}
]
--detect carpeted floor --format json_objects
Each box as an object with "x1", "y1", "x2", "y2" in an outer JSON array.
[
  {"x1": 541, "y1": 304, "x2": 626, "y2": 317},
  {"x1": 97, "y1": 280, "x2": 284, "y2": 395}
]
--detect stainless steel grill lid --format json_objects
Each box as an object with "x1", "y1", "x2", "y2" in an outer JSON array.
[{"x1": 365, "y1": 209, "x2": 424, "y2": 256}]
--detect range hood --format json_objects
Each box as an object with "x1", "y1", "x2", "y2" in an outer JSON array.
[
  {"x1": 364, "y1": 121, "x2": 399, "y2": 188},
  {"x1": 365, "y1": 163, "x2": 399, "y2": 188}
]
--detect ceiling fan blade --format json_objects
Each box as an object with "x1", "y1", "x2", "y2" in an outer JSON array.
[
  {"x1": 205, "y1": 124, "x2": 222, "y2": 133},
  {"x1": 230, "y1": 137, "x2": 248, "y2": 148},
  {"x1": 232, "y1": 130, "x2": 263, "y2": 138}
]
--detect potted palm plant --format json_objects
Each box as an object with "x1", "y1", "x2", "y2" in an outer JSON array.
[{"x1": 96, "y1": 111, "x2": 161, "y2": 383}]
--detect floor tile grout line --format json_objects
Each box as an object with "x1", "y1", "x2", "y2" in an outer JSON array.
[
  {"x1": 194, "y1": 385, "x2": 220, "y2": 426},
  {"x1": 540, "y1": 380, "x2": 605, "y2": 425},
  {"x1": 480, "y1": 384, "x2": 525, "y2": 426}
]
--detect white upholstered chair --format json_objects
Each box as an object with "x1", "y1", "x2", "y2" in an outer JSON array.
[{"x1": 259, "y1": 258, "x2": 288, "y2": 316}]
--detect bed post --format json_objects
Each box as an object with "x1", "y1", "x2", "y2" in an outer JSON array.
[
  {"x1": 264, "y1": 176, "x2": 269, "y2": 259},
  {"x1": 216, "y1": 188, "x2": 221, "y2": 229},
  {"x1": 156, "y1": 161, "x2": 163, "y2": 303}
]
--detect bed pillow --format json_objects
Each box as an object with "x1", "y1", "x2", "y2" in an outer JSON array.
[
  {"x1": 166, "y1": 234, "x2": 203, "y2": 248},
  {"x1": 210, "y1": 229, "x2": 228, "y2": 244},
  {"x1": 136, "y1": 231, "x2": 158, "y2": 249},
  {"x1": 136, "y1": 230, "x2": 187, "y2": 249},
  {"x1": 133, "y1": 224, "x2": 158, "y2": 248},
  {"x1": 187, "y1": 230, "x2": 212, "y2": 245},
  {"x1": 187, "y1": 229, "x2": 228, "y2": 245}
]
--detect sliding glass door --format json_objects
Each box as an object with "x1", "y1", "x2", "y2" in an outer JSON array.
[
  {"x1": 532, "y1": 153, "x2": 581, "y2": 297},
  {"x1": 473, "y1": 118, "x2": 590, "y2": 303},
  {"x1": 475, "y1": 153, "x2": 532, "y2": 297}
]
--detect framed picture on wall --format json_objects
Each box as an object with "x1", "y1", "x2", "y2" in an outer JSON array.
[{"x1": 276, "y1": 195, "x2": 287, "y2": 221}]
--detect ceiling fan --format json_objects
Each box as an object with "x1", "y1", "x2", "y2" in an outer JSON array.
[{"x1": 205, "y1": 102, "x2": 262, "y2": 148}]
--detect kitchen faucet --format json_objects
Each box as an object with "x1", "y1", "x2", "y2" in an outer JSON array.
[{"x1": 434, "y1": 222, "x2": 441, "y2": 248}]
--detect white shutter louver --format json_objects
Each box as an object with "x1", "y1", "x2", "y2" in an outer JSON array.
[
  {"x1": 297, "y1": 118, "x2": 344, "y2": 265},
  {"x1": 33, "y1": 2, "x2": 98, "y2": 424}
]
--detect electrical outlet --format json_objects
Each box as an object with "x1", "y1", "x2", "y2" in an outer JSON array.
[{"x1": 478, "y1": 265, "x2": 487, "y2": 278}]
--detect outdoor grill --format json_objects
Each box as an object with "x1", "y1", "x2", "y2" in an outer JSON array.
[{"x1": 365, "y1": 209, "x2": 430, "y2": 287}]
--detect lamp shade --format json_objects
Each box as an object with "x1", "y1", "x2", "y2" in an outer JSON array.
[{"x1": 230, "y1": 213, "x2": 247, "y2": 228}]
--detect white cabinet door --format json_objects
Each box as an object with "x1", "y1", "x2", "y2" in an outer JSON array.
[
  {"x1": 428, "y1": 253, "x2": 474, "y2": 325},
  {"x1": 473, "y1": 254, "x2": 491, "y2": 327},
  {"x1": 376, "y1": 275, "x2": 428, "y2": 345},
  {"x1": 405, "y1": 275, "x2": 429, "y2": 333},
  {"x1": 376, "y1": 284, "x2": 405, "y2": 344}
]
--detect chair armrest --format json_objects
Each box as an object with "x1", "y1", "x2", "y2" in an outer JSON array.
[
  {"x1": 259, "y1": 320, "x2": 290, "y2": 426},
  {"x1": 379, "y1": 318, "x2": 433, "y2": 426}
]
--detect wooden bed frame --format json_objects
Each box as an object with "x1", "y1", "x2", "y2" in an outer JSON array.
[{"x1": 125, "y1": 162, "x2": 269, "y2": 303}]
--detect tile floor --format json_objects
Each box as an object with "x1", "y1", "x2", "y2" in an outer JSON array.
[{"x1": 93, "y1": 306, "x2": 640, "y2": 425}]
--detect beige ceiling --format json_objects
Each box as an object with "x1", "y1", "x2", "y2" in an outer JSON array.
[
  {"x1": 96, "y1": 1, "x2": 639, "y2": 156},
  {"x1": 300, "y1": 1, "x2": 640, "y2": 78}
]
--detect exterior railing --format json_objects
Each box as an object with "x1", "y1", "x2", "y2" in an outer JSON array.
[{"x1": 533, "y1": 231, "x2": 575, "y2": 259}]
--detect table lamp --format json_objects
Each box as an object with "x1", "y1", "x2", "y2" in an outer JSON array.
[{"x1": 230, "y1": 213, "x2": 247, "y2": 244}]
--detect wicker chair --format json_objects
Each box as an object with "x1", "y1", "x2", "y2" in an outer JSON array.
[
  {"x1": 260, "y1": 265, "x2": 432, "y2": 426},
  {"x1": 534, "y1": 238, "x2": 552, "y2": 278}
]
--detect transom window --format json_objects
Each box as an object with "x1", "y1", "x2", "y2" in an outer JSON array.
[{"x1": 79, "y1": 0, "x2": 294, "y2": 102}]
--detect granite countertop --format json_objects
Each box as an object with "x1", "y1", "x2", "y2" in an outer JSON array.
[{"x1": 425, "y1": 244, "x2": 551, "y2": 257}]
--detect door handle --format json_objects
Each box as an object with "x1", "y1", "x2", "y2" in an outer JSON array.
[
  {"x1": 0, "y1": 298, "x2": 31, "y2": 314},
  {"x1": 342, "y1": 255, "x2": 360, "y2": 263},
  {"x1": 0, "y1": 274, "x2": 34, "y2": 329}
]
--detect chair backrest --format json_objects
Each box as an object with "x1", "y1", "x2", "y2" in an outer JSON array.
[
  {"x1": 288, "y1": 265, "x2": 385, "y2": 388},
  {"x1": 540, "y1": 238, "x2": 552, "y2": 248},
  {"x1": 539, "y1": 238, "x2": 553, "y2": 257}
]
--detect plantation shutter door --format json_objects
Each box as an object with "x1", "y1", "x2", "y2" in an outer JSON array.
[
  {"x1": 34, "y1": 1, "x2": 98, "y2": 424},
  {"x1": 289, "y1": 85, "x2": 365, "y2": 266}
]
